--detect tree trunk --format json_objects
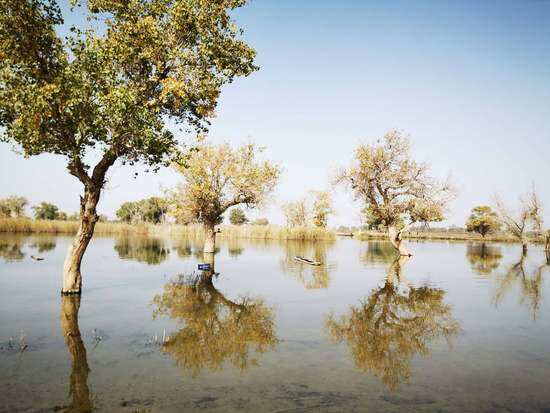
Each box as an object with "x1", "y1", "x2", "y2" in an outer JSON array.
[
  {"x1": 60, "y1": 295, "x2": 92, "y2": 412},
  {"x1": 62, "y1": 186, "x2": 100, "y2": 295},
  {"x1": 203, "y1": 223, "x2": 216, "y2": 254},
  {"x1": 388, "y1": 226, "x2": 412, "y2": 257},
  {"x1": 522, "y1": 242, "x2": 528, "y2": 256}
]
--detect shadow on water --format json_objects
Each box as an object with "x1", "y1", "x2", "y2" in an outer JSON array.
[
  {"x1": 114, "y1": 236, "x2": 170, "y2": 265},
  {"x1": 58, "y1": 295, "x2": 93, "y2": 413},
  {"x1": 280, "y1": 240, "x2": 336, "y2": 289},
  {"x1": 326, "y1": 256, "x2": 460, "y2": 391},
  {"x1": 151, "y1": 255, "x2": 278, "y2": 376},
  {"x1": 466, "y1": 243, "x2": 503, "y2": 276},
  {"x1": 494, "y1": 248, "x2": 550, "y2": 319}
]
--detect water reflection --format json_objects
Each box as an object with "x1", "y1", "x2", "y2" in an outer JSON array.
[
  {"x1": 360, "y1": 240, "x2": 398, "y2": 266},
  {"x1": 152, "y1": 257, "x2": 278, "y2": 376},
  {"x1": 227, "y1": 239, "x2": 244, "y2": 257},
  {"x1": 494, "y1": 249, "x2": 549, "y2": 319},
  {"x1": 0, "y1": 237, "x2": 26, "y2": 262},
  {"x1": 114, "y1": 236, "x2": 170, "y2": 265},
  {"x1": 59, "y1": 296, "x2": 93, "y2": 412},
  {"x1": 281, "y1": 241, "x2": 335, "y2": 289},
  {"x1": 29, "y1": 236, "x2": 57, "y2": 253},
  {"x1": 466, "y1": 243, "x2": 503, "y2": 275},
  {"x1": 326, "y1": 257, "x2": 459, "y2": 390}
]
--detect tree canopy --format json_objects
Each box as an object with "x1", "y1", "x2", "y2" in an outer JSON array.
[
  {"x1": 169, "y1": 142, "x2": 280, "y2": 227},
  {"x1": 465, "y1": 206, "x2": 501, "y2": 237},
  {"x1": 229, "y1": 207, "x2": 248, "y2": 225},
  {"x1": 335, "y1": 131, "x2": 452, "y2": 228}
]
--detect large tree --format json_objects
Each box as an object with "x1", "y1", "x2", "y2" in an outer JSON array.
[
  {"x1": 0, "y1": 0, "x2": 257, "y2": 294},
  {"x1": 169, "y1": 142, "x2": 280, "y2": 253},
  {"x1": 465, "y1": 205, "x2": 501, "y2": 238},
  {"x1": 335, "y1": 131, "x2": 453, "y2": 256}
]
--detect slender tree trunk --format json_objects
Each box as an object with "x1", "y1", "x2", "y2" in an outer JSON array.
[
  {"x1": 62, "y1": 186, "x2": 100, "y2": 295},
  {"x1": 60, "y1": 295, "x2": 92, "y2": 412},
  {"x1": 203, "y1": 222, "x2": 216, "y2": 254},
  {"x1": 388, "y1": 226, "x2": 412, "y2": 257},
  {"x1": 522, "y1": 242, "x2": 528, "y2": 256}
]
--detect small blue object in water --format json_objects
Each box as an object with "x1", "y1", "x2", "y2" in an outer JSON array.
[{"x1": 198, "y1": 263, "x2": 211, "y2": 271}]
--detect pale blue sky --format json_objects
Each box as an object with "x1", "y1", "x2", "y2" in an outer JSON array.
[{"x1": 1, "y1": 0, "x2": 550, "y2": 226}]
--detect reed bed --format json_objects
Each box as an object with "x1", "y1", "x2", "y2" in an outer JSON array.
[
  {"x1": 0, "y1": 218, "x2": 149, "y2": 235},
  {"x1": 355, "y1": 229, "x2": 544, "y2": 244},
  {"x1": 169, "y1": 224, "x2": 336, "y2": 241}
]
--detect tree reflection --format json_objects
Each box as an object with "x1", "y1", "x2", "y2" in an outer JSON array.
[
  {"x1": 0, "y1": 235, "x2": 27, "y2": 262},
  {"x1": 59, "y1": 296, "x2": 92, "y2": 413},
  {"x1": 227, "y1": 238, "x2": 244, "y2": 257},
  {"x1": 152, "y1": 257, "x2": 278, "y2": 376},
  {"x1": 466, "y1": 243, "x2": 503, "y2": 275},
  {"x1": 360, "y1": 241, "x2": 399, "y2": 266},
  {"x1": 494, "y1": 249, "x2": 549, "y2": 319},
  {"x1": 326, "y1": 257, "x2": 459, "y2": 390},
  {"x1": 114, "y1": 236, "x2": 170, "y2": 265},
  {"x1": 281, "y1": 241, "x2": 334, "y2": 289}
]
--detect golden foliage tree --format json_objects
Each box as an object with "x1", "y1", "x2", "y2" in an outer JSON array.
[
  {"x1": 170, "y1": 142, "x2": 280, "y2": 253},
  {"x1": 335, "y1": 131, "x2": 453, "y2": 256},
  {"x1": 465, "y1": 206, "x2": 501, "y2": 238}
]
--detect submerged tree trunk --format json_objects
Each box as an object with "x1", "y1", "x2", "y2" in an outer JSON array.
[
  {"x1": 203, "y1": 222, "x2": 217, "y2": 254},
  {"x1": 60, "y1": 295, "x2": 92, "y2": 412},
  {"x1": 388, "y1": 226, "x2": 412, "y2": 257},
  {"x1": 62, "y1": 186, "x2": 101, "y2": 295}
]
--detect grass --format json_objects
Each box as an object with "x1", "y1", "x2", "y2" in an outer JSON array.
[
  {"x1": 0, "y1": 218, "x2": 149, "y2": 235},
  {"x1": 0, "y1": 219, "x2": 334, "y2": 240},
  {"x1": 354, "y1": 229, "x2": 546, "y2": 244},
  {"x1": 165, "y1": 224, "x2": 336, "y2": 241}
]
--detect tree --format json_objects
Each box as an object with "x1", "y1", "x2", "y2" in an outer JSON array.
[
  {"x1": 310, "y1": 190, "x2": 333, "y2": 228},
  {"x1": 282, "y1": 199, "x2": 309, "y2": 228},
  {"x1": 169, "y1": 142, "x2": 280, "y2": 253},
  {"x1": 335, "y1": 131, "x2": 453, "y2": 256},
  {"x1": 465, "y1": 206, "x2": 501, "y2": 238},
  {"x1": 116, "y1": 197, "x2": 168, "y2": 224},
  {"x1": 32, "y1": 201, "x2": 61, "y2": 220},
  {"x1": 0, "y1": 0, "x2": 257, "y2": 294},
  {"x1": 0, "y1": 196, "x2": 28, "y2": 218},
  {"x1": 495, "y1": 188, "x2": 541, "y2": 254},
  {"x1": 229, "y1": 207, "x2": 248, "y2": 225}
]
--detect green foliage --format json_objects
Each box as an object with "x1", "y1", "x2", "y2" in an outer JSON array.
[
  {"x1": 31, "y1": 201, "x2": 62, "y2": 220},
  {"x1": 116, "y1": 197, "x2": 167, "y2": 224},
  {"x1": 0, "y1": 196, "x2": 28, "y2": 218},
  {"x1": 466, "y1": 206, "x2": 501, "y2": 237},
  {"x1": 229, "y1": 208, "x2": 248, "y2": 225},
  {"x1": 0, "y1": 0, "x2": 257, "y2": 190}
]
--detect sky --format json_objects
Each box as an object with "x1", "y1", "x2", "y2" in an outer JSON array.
[{"x1": 1, "y1": 0, "x2": 550, "y2": 227}]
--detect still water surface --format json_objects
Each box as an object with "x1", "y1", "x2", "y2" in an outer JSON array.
[{"x1": 1, "y1": 233, "x2": 549, "y2": 412}]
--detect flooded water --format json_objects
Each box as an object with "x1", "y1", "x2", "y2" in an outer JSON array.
[{"x1": 1, "y1": 233, "x2": 550, "y2": 412}]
